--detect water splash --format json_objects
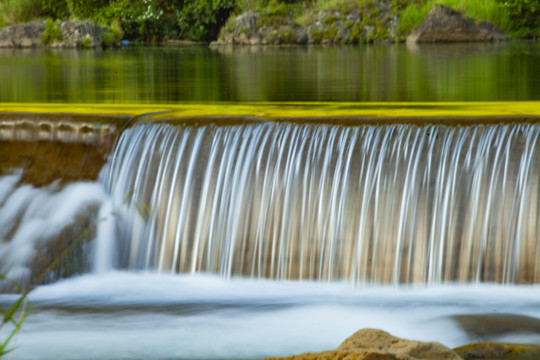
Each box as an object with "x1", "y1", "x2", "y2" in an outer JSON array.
[
  {"x1": 100, "y1": 121, "x2": 540, "y2": 285},
  {"x1": 0, "y1": 174, "x2": 107, "y2": 285}
]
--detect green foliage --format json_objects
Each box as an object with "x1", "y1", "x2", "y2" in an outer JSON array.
[
  {"x1": 395, "y1": 2, "x2": 429, "y2": 39},
  {"x1": 258, "y1": 2, "x2": 301, "y2": 27},
  {"x1": 278, "y1": 26, "x2": 296, "y2": 42},
  {"x1": 395, "y1": 0, "x2": 513, "y2": 40},
  {"x1": 324, "y1": 24, "x2": 338, "y2": 39},
  {"x1": 41, "y1": 18, "x2": 62, "y2": 45},
  {"x1": 501, "y1": 0, "x2": 540, "y2": 38},
  {"x1": 348, "y1": 22, "x2": 362, "y2": 43},
  {"x1": 0, "y1": 275, "x2": 31, "y2": 357},
  {"x1": 177, "y1": 0, "x2": 236, "y2": 41},
  {"x1": 40, "y1": 0, "x2": 70, "y2": 19},
  {"x1": 102, "y1": 32, "x2": 114, "y2": 47},
  {"x1": 2, "y1": 0, "x2": 540, "y2": 43},
  {"x1": 317, "y1": 0, "x2": 359, "y2": 11},
  {"x1": 0, "y1": 0, "x2": 41, "y2": 27},
  {"x1": 66, "y1": 0, "x2": 106, "y2": 19},
  {"x1": 80, "y1": 36, "x2": 92, "y2": 48}
]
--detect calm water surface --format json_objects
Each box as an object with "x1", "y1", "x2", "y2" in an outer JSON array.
[{"x1": 1, "y1": 42, "x2": 540, "y2": 103}]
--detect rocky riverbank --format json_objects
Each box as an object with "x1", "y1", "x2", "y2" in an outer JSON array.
[
  {"x1": 0, "y1": 4, "x2": 514, "y2": 48},
  {"x1": 0, "y1": 20, "x2": 118, "y2": 48},
  {"x1": 266, "y1": 328, "x2": 540, "y2": 360},
  {"x1": 214, "y1": 4, "x2": 508, "y2": 46}
]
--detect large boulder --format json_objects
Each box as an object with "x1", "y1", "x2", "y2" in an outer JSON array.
[
  {"x1": 0, "y1": 21, "x2": 46, "y2": 48},
  {"x1": 265, "y1": 328, "x2": 462, "y2": 360},
  {"x1": 213, "y1": 9, "x2": 392, "y2": 45},
  {"x1": 59, "y1": 21, "x2": 106, "y2": 48},
  {"x1": 407, "y1": 5, "x2": 508, "y2": 43},
  {"x1": 0, "y1": 21, "x2": 106, "y2": 48}
]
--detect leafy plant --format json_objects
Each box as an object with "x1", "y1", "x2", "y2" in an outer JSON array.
[
  {"x1": 0, "y1": 275, "x2": 32, "y2": 357},
  {"x1": 177, "y1": 0, "x2": 236, "y2": 41},
  {"x1": 0, "y1": 0, "x2": 41, "y2": 27},
  {"x1": 41, "y1": 18, "x2": 62, "y2": 45},
  {"x1": 101, "y1": 32, "x2": 115, "y2": 47},
  {"x1": 500, "y1": 0, "x2": 540, "y2": 39},
  {"x1": 40, "y1": 0, "x2": 70, "y2": 20},
  {"x1": 80, "y1": 36, "x2": 92, "y2": 48}
]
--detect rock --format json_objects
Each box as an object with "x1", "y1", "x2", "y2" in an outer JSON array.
[
  {"x1": 234, "y1": 12, "x2": 259, "y2": 34},
  {"x1": 407, "y1": 4, "x2": 508, "y2": 43},
  {"x1": 218, "y1": 10, "x2": 366, "y2": 45},
  {"x1": 265, "y1": 329, "x2": 462, "y2": 360},
  {"x1": 452, "y1": 314, "x2": 540, "y2": 340},
  {"x1": 455, "y1": 342, "x2": 540, "y2": 360},
  {"x1": 0, "y1": 21, "x2": 106, "y2": 48},
  {"x1": 295, "y1": 27, "x2": 308, "y2": 44},
  {"x1": 0, "y1": 21, "x2": 46, "y2": 48},
  {"x1": 60, "y1": 21, "x2": 106, "y2": 48}
]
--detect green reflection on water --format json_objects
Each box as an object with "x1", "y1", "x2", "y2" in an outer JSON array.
[{"x1": 1, "y1": 42, "x2": 540, "y2": 104}]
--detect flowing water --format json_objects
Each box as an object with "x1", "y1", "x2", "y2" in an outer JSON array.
[
  {"x1": 1, "y1": 117, "x2": 540, "y2": 359},
  {"x1": 1, "y1": 42, "x2": 540, "y2": 359},
  {"x1": 101, "y1": 121, "x2": 540, "y2": 285}
]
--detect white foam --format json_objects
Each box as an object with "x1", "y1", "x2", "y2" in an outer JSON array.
[
  {"x1": 2, "y1": 273, "x2": 539, "y2": 360},
  {"x1": 0, "y1": 176, "x2": 108, "y2": 284}
]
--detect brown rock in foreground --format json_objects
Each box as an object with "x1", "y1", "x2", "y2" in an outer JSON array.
[
  {"x1": 265, "y1": 328, "x2": 462, "y2": 360},
  {"x1": 407, "y1": 5, "x2": 508, "y2": 43},
  {"x1": 455, "y1": 342, "x2": 540, "y2": 360}
]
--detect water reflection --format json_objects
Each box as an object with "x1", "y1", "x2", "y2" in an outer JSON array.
[{"x1": 0, "y1": 42, "x2": 539, "y2": 103}]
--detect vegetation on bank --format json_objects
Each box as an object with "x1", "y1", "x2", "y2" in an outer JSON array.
[{"x1": 0, "y1": 0, "x2": 539, "y2": 42}]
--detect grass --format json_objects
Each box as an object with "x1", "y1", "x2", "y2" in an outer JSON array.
[
  {"x1": 0, "y1": 275, "x2": 31, "y2": 357},
  {"x1": 232, "y1": 0, "x2": 516, "y2": 43},
  {"x1": 0, "y1": 0, "x2": 41, "y2": 27},
  {"x1": 40, "y1": 18, "x2": 62, "y2": 45},
  {"x1": 396, "y1": 0, "x2": 511, "y2": 40}
]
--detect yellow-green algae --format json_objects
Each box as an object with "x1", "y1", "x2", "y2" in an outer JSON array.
[
  {"x1": 1, "y1": 102, "x2": 540, "y2": 122},
  {"x1": 2, "y1": 102, "x2": 540, "y2": 186}
]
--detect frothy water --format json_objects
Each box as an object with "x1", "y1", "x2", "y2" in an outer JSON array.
[
  {"x1": 2, "y1": 273, "x2": 540, "y2": 360},
  {"x1": 0, "y1": 174, "x2": 107, "y2": 284},
  {"x1": 2, "y1": 118, "x2": 540, "y2": 359},
  {"x1": 102, "y1": 122, "x2": 540, "y2": 284}
]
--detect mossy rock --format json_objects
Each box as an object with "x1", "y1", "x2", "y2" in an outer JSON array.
[{"x1": 455, "y1": 342, "x2": 540, "y2": 360}]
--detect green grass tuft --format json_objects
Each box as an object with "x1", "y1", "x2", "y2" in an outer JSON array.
[
  {"x1": 0, "y1": 0, "x2": 41, "y2": 27},
  {"x1": 41, "y1": 18, "x2": 62, "y2": 45}
]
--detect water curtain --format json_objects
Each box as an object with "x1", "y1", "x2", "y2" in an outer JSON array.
[{"x1": 100, "y1": 121, "x2": 540, "y2": 285}]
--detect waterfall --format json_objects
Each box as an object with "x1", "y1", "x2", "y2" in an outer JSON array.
[
  {"x1": 99, "y1": 121, "x2": 540, "y2": 285},
  {"x1": 0, "y1": 174, "x2": 107, "y2": 285}
]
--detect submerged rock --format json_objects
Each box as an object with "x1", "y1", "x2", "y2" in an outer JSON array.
[
  {"x1": 452, "y1": 314, "x2": 540, "y2": 340},
  {"x1": 407, "y1": 4, "x2": 508, "y2": 43},
  {"x1": 265, "y1": 328, "x2": 462, "y2": 360}
]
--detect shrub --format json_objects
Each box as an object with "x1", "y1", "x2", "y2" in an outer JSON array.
[
  {"x1": 501, "y1": 0, "x2": 540, "y2": 38},
  {"x1": 177, "y1": 0, "x2": 236, "y2": 41},
  {"x1": 40, "y1": 0, "x2": 70, "y2": 19},
  {"x1": 41, "y1": 18, "x2": 62, "y2": 45},
  {"x1": 0, "y1": 0, "x2": 41, "y2": 26},
  {"x1": 80, "y1": 36, "x2": 92, "y2": 48}
]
